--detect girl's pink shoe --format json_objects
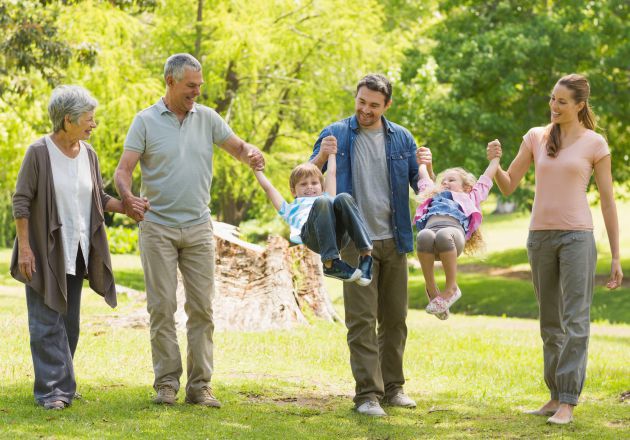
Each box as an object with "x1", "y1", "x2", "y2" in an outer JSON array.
[
  {"x1": 426, "y1": 287, "x2": 461, "y2": 315},
  {"x1": 425, "y1": 288, "x2": 449, "y2": 320}
]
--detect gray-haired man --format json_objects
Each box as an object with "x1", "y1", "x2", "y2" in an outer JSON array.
[{"x1": 115, "y1": 53, "x2": 264, "y2": 407}]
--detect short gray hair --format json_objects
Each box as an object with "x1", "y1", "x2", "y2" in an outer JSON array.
[
  {"x1": 48, "y1": 85, "x2": 98, "y2": 133},
  {"x1": 164, "y1": 53, "x2": 202, "y2": 82}
]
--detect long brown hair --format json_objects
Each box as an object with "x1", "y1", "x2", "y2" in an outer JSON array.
[
  {"x1": 417, "y1": 167, "x2": 484, "y2": 255},
  {"x1": 545, "y1": 73, "x2": 597, "y2": 157}
]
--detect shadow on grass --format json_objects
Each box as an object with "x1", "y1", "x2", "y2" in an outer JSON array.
[
  {"x1": 113, "y1": 270, "x2": 146, "y2": 292},
  {"x1": 408, "y1": 267, "x2": 630, "y2": 324}
]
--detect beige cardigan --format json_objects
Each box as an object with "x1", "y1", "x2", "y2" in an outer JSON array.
[{"x1": 11, "y1": 137, "x2": 117, "y2": 314}]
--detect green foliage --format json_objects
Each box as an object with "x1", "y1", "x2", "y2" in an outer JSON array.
[
  {"x1": 393, "y1": 0, "x2": 630, "y2": 207},
  {"x1": 239, "y1": 216, "x2": 289, "y2": 246},
  {"x1": 0, "y1": 0, "x2": 629, "y2": 245},
  {"x1": 106, "y1": 225, "x2": 139, "y2": 254},
  {"x1": 149, "y1": 0, "x2": 391, "y2": 224},
  {"x1": 0, "y1": 0, "x2": 72, "y2": 97}
]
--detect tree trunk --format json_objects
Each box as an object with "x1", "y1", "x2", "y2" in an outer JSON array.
[{"x1": 111, "y1": 221, "x2": 340, "y2": 331}]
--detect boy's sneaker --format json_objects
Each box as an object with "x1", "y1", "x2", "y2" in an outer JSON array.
[
  {"x1": 356, "y1": 255, "x2": 373, "y2": 286},
  {"x1": 323, "y1": 259, "x2": 361, "y2": 282}
]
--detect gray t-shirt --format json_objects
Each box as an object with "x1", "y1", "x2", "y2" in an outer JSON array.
[
  {"x1": 124, "y1": 99, "x2": 233, "y2": 227},
  {"x1": 352, "y1": 127, "x2": 393, "y2": 240}
]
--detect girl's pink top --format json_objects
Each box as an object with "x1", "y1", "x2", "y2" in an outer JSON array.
[
  {"x1": 413, "y1": 175, "x2": 493, "y2": 239},
  {"x1": 523, "y1": 127, "x2": 610, "y2": 231}
]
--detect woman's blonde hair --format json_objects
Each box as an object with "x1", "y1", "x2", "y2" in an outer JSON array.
[{"x1": 417, "y1": 167, "x2": 485, "y2": 254}]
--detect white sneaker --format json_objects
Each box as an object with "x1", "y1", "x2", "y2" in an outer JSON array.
[
  {"x1": 355, "y1": 400, "x2": 387, "y2": 416},
  {"x1": 383, "y1": 392, "x2": 417, "y2": 408}
]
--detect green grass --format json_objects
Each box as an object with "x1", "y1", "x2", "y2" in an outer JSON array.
[
  {"x1": 0, "y1": 283, "x2": 628, "y2": 439},
  {"x1": 1, "y1": 200, "x2": 628, "y2": 438}
]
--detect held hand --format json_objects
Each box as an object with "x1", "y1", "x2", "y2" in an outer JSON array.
[
  {"x1": 132, "y1": 197, "x2": 151, "y2": 218},
  {"x1": 416, "y1": 146, "x2": 433, "y2": 166},
  {"x1": 248, "y1": 149, "x2": 265, "y2": 171},
  {"x1": 123, "y1": 194, "x2": 146, "y2": 222},
  {"x1": 320, "y1": 135, "x2": 338, "y2": 156},
  {"x1": 606, "y1": 259, "x2": 623, "y2": 290},
  {"x1": 487, "y1": 139, "x2": 502, "y2": 161},
  {"x1": 18, "y1": 245, "x2": 36, "y2": 282}
]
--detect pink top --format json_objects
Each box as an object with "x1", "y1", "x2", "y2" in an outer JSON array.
[
  {"x1": 414, "y1": 175, "x2": 493, "y2": 239},
  {"x1": 523, "y1": 127, "x2": 610, "y2": 231}
]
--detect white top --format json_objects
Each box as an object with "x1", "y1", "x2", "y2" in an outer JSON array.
[{"x1": 46, "y1": 135, "x2": 93, "y2": 275}]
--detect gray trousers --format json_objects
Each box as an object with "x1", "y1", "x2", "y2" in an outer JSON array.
[
  {"x1": 527, "y1": 230, "x2": 596, "y2": 406},
  {"x1": 341, "y1": 239, "x2": 408, "y2": 405},
  {"x1": 26, "y1": 251, "x2": 85, "y2": 406}
]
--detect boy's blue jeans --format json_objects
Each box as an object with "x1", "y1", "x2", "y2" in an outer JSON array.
[{"x1": 300, "y1": 193, "x2": 372, "y2": 263}]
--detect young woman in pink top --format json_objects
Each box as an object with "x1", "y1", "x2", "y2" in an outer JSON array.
[
  {"x1": 488, "y1": 74, "x2": 623, "y2": 425},
  {"x1": 414, "y1": 146, "x2": 501, "y2": 319}
]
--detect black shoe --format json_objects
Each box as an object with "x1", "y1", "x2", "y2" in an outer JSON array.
[
  {"x1": 356, "y1": 255, "x2": 373, "y2": 286},
  {"x1": 323, "y1": 259, "x2": 361, "y2": 282}
]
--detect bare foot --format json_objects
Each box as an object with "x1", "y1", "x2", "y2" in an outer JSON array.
[
  {"x1": 524, "y1": 399, "x2": 560, "y2": 416},
  {"x1": 547, "y1": 403, "x2": 574, "y2": 424}
]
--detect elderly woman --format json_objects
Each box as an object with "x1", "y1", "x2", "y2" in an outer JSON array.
[
  {"x1": 488, "y1": 74, "x2": 622, "y2": 425},
  {"x1": 11, "y1": 85, "x2": 147, "y2": 410}
]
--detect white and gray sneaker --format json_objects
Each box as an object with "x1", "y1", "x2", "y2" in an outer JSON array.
[
  {"x1": 382, "y1": 392, "x2": 417, "y2": 408},
  {"x1": 355, "y1": 400, "x2": 387, "y2": 416}
]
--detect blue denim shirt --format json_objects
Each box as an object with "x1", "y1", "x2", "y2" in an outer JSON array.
[{"x1": 310, "y1": 115, "x2": 419, "y2": 254}]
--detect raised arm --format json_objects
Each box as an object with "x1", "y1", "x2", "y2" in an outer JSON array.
[
  {"x1": 253, "y1": 169, "x2": 286, "y2": 212},
  {"x1": 311, "y1": 134, "x2": 337, "y2": 170},
  {"x1": 324, "y1": 153, "x2": 336, "y2": 196},
  {"x1": 220, "y1": 134, "x2": 265, "y2": 171},
  {"x1": 487, "y1": 139, "x2": 532, "y2": 196},
  {"x1": 482, "y1": 141, "x2": 502, "y2": 181},
  {"x1": 416, "y1": 146, "x2": 435, "y2": 181},
  {"x1": 593, "y1": 155, "x2": 623, "y2": 289}
]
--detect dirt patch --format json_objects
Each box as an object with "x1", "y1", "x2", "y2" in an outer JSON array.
[{"x1": 239, "y1": 391, "x2": 348, "y2": 410}]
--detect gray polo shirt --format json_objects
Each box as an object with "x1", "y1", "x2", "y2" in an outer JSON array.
[{"x1": 124, "y1": 98, "x2": 233, "y2": 227}]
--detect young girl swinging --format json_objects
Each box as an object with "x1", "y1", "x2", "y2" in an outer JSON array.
[{"x1": 414, "y1": 144, "x2": 501, "y2": 319}]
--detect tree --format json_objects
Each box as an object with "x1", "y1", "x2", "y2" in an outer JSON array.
[
  {"x1": 394, "y1": 0, "x2": 630, "y2": 208},
  {"x1": 149, "y1": 0, "x2": 391, "y2": 225}
]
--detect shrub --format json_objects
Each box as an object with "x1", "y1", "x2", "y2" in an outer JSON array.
[{"x1": 106, "y1": 225, "x2": 139, "y2": 254}]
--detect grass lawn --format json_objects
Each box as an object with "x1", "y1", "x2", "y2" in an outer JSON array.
[
  {"x1": 1, "y1": 200, "x2": 628, "y2": 438},
  {"x1": 1, "y1": 280, "x2": 629, "y2": 439}
]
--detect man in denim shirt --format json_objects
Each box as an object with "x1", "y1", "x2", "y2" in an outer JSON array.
[{"x1": 310, "y1": 74, "x2": 419, "y2": 416}]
